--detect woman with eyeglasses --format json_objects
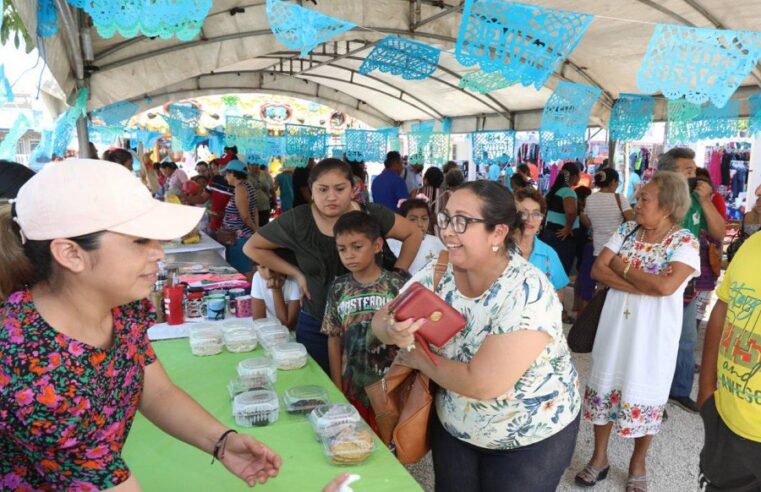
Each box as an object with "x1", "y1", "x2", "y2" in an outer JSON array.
[{"x1": 372, "y1": 181, "x2": 580, "y2": 492}]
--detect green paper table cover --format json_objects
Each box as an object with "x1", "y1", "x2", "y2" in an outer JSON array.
[{"x1": 122, "y1": 339, "x2": 422, "y2": 491}]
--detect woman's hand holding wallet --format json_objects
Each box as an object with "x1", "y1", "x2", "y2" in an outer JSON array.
[{"x1": 379, "y1": 305, "x2": 426, "y2": 349}]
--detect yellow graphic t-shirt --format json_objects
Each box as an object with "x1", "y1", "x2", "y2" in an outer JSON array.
[{"x1": 715, "y1": 231, "x2": 761, "y2": 442}]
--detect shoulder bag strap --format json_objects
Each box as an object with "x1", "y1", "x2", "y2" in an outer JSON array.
[
  {"x1": 433, "y1": 250, "x2": 449, "y2": 291},
  {"x1": 613, "y1": 193, "x2": 625, "y2": 222}
]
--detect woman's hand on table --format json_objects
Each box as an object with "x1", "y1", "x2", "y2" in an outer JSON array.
[{"x1": 221, "y1": 433, "x2": 282, "y2": 487}]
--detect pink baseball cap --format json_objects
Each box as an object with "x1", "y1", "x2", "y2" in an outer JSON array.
[{"x1": 13, "y1": 159, "x2": 203, "y2": 241}]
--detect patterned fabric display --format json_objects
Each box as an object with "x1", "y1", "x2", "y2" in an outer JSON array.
[
  {"x1": 345, "y1": 129, "x2": 387, "y2": 162},
  {"x1": 0, "y1": 114, "x2": 31, "y2": 160},
  {"x1": 637, "y1": 25, "x2": 761, "y2": 108},
  {"x1": 471, "y1": 130, "x2": 516, "y2": 165},
  {"x1": 0, "y1": 65, "x2": 14, "y2": 104},
  {"x1": 459, "y1": 70, "x2": 515, "y2": 94},
  {"x1": 377, "y1": 127, "x2": 400, "y2": 152},
  {"x1": 285, "y1": 123, "x2": 326, "y2": 157},
  {"x1": 408, "y1": 132, "x2": 450, "y2": 166},
  {"x1": 266, "y1": 0, "x2": 356, "y2": 57},
  {"x1": 609, "y1": 94, "x2": 655, "y2": 142},
  {"x1": 539, "y1": 81, "x2": 600, "y2": 162},
  {"x1": 667, "y1": 99, "x2": 740, "y2": 143},
  {"x1": 359, "y1": 36, "x2": 440, "y2": 80},
  {"x1": 750, "y1": 93, "x2": 761, "y2": 136},
  {"x1": 67, "y1": 0, "x2": 212, "y2": 40},
  {"x1": 455, "y1": 0, "x2": 592, "y2": 90},
  {"x1": 37, "y1": 0, "x2": 59, "y2": 37},
  {"x1": 166, "y1": 103, "x2": 201, "y2": 152},
  {"x1": 225, "y1": 115, "x2": 268, "y2": 154}
]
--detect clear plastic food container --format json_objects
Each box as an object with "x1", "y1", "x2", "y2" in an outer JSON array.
[
  {"x1": 223, "y1": 326, "x2": 258, "y2": 353},
  {"x1": 308, "y1": 404, "x2": 361, "y2": 441},
  {"x1": 271, "y1": 342, "x2": 308, "y2": 370},
  {"x1": 227, "y1": 377, "x2": 273, "y2": 399},
  {"x1": 283, "y1": 385, "x2": 330, "y2": 415},
  {"x1": 259, "y1": 325, "x2": 292, "y2": 353},
  {"x1": 221, "y1": 319, "x2": 254, "y2": 334},
  {"x1": 236, "y1": 356, "x2": 277, "y2": 385},
  {"x1": 252, "y1": 318, "x2": 284, "y2": 333},
  {"x1": 232, "y1": 389, "x2": 279, "y2": 427},
  {"x1": 188, "y1": 324, "x2": 223, "y2": 356},
  {"x1": 321, "y1": 421, "x2": 376, "y2": 465}
]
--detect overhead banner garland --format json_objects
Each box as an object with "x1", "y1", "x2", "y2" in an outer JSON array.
[
  {"x1": 471, "y1": 131, "x2": 516, "y2": 165},
  {"x1": 0, "y1": 65, "x2": 13, "y2": 103},
  {"x1": 0, "y1": 114, "x2": 31, "y2": 160},
  {"x1": 539, "y1": 81, "x2": 601, "y2": 163},
  {"x1": 750, "y1": 93, "x2": 761, "y2": 136},
  {"x1": 609, "y1": 94, "x2": 655, "y2": 142},
  {"x1": 345, "y1": 129, "x2": 387, "y2": 162},
  {"x1": 377, "y1": 127, "x2": 400, "y2": 152},
  {"x1": 225, "y1": 115, "x2": 268, "y2": 154},
  {"x1": 359, "y1": 36, "x2": 440, "y2": 80},
  {"x1": 667, "y1": 99, "x2": 740, "y2": 143},
  {"x1": 638, "y1": 25, "x2": 761, "y2": 108},
  {"x1": 91, "y1": 101, "x2": 139, "y2": 126},
  {"x1": 460, "y1": 70, "x2": 515, "y2": 94},
  {"x1": 455, "y1": 0, "x2": 592, "y2": 90},
  {"x1": 166, "y1": 103, "x2": 202, "y2": 152},
  {"x1": 37, "y1": 0, "x2": 58, "y2": 37},
  {"x1": 66, "y1": 0, "x2": 212, "y2": 40},
  {"x1": 266, "y1": 0, "x2": 357, "y2": 57},
  {"x1": 285, "y1": 123, "x2": 327, "y2": 157},
  {"x1": 408, "y1": 132, "x2": 451, "y2": 166}
]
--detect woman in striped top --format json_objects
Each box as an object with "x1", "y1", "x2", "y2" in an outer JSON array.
[{"x1": 222, "y1": 160, "x2": 258, "y2": 277}]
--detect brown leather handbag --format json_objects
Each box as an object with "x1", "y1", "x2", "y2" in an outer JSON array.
[{"x1": 364, "y1": 251, "x2": 450, "y2": 464}]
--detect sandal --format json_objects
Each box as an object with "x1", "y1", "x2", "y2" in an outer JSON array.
[
  {"x1": 574, "y1": 463, "x2": 610, "y2": 487},
  {"x1": 626, "y1": 474, "x2": 648, "y2": 492}
]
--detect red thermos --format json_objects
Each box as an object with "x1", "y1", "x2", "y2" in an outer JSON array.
[{"x1": 163, "y1": 268, "x2": 185, "y2": 325}]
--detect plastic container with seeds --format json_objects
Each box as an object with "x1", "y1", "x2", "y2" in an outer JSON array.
[
  {"x1": 236, "y1": 356, "x2": 277, "y2": 386},
  {"x1": 221, "y1": 318, "x2": 254, "y2": 334},
  {"x1": 227, "y1": 377, "x2": 273, "y2": 399},
  {"x1": 271, "y1": 342, "x2": 308, "y2": 370},
  {"x1": 188, "y1": 324, "x2": 223, "y2": 356},
  {"x1": 252, "y1": 319, "x2": 286, "y2": 336},
  {"x1": 258, "y1": 325, "x2": 292, "y2": 353},
  {"x1": 223, "y1": 326, "x2": 257, "y2": 353},
  {"x1": 321, "y1": 421, "x2": 376, "y2": 465},
  {"x1": 308, "y1": 404, "x2": 361, "y2": 441},
  {"x1": 232, "y1": 389, "x2": 279, "y2": 427},
  {"x1": 283, "y1": 385, "x2": 329, "y2": 415}
]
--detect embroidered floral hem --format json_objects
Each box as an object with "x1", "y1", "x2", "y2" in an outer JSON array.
[{"x1": 582, "y1": 386, "x2": 666, "y2": 438}]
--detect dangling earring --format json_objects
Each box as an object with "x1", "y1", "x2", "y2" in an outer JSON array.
[{"x1": 492, "y1": 245, "x2": 500, "y2": 253}]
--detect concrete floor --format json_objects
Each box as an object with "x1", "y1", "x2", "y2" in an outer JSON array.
[{"x1": 404, "y1": 290, "x2": 710, "y2": 492}]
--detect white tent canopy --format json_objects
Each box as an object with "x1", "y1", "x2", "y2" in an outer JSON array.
[{"x1": 12, "y1": 0, "x2": 761, "y2": 131}]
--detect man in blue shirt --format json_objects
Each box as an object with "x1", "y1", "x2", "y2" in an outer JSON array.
[{"x1": 371, "y1": 151, "x2": 409, "y2": 212}]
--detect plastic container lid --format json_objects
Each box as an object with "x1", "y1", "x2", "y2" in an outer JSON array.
[
  {"x1": 283, "y1": 385, "x2": 330, "y2": 414},
  {"x1": 321, "y1": 421, "x2": 377, "y2": 465},
  {"x1": 308, "y1": 404, "x2": 361, "y2": 441},
  {"x1": 237, "y1": 356, "x2": 277, "y2": 385},
  {"x1": 221, "y1": 319, "x2": 254, "y2": 333},
  {"x1": 253, "y1": 318, "x2": 285, "y2": 333},
  {"x1": 271, "y1": 342, "x2": 308, "y2": 370},
  {"x1": 259, "y1": 325, "x2": 292, "y2": 352},
  {"x1": 232, "y1": 389, "x2": 279, "y2": 427},
  {"x1": 223, "y1": 327, "x2": 258, "y2": 353},
  {"x1": 228, "y1": 377, "x2": 273, "y2": 399},
  {"x1": 188, "y1": 324, "x2": 223, "y2": 356}
]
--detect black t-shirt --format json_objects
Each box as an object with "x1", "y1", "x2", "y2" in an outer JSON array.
[
  {"x1": 292, "y1": 167, "x2": 310, "y2": 207},
  {"x1": 257, "y1": 204, "x2": 396, "y2": 318}
]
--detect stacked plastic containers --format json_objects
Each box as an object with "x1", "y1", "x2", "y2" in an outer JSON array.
[
  {"x1": 233, "y1": 389, "x2": 280, "y2": 427},
  {"x1": 272, "y1": 342, "x2": 308, "y2": 370},
  {"x1": 189, "y1": 324, "x2": 223, "y2": 356},
  {"x1": 221, "y1": 320, "x2": 257, "y2": 353},
  {"x1": 308, "y1": 404, "x2": 376, "y2": 465}
]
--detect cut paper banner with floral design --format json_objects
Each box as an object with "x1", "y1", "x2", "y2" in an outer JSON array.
[
  {"x1": 0, "y1": 65, "x2": 13, "y2": 104},
  {"x1": 460, "y1": 70, "x2": 515, "y2": 94},
  {"x1": 0, "y1": 114, "x2": 31, "y2": 160},
  {"x1": 266, "y1": 0, "x2": 357, "y2": 57},
  {"x1": 408, "y1": 132, "x2": 451, "y2": 166},
  {"x1": 377, "y1": 127, "x2": 400, "y2": 152},
  {"x1": 638, "y1": 25, "x2": 761, "y2": 108},
  {"x1": 285, "y1": 123, "x2": 326, "y2": 157},
  {"x1": 166, "y1": 103, "x2": 202, "y2": 151},
  {"x1": 359, "y1": 36, "x2": 440, "y2": 80},
  {"x1": 91, "y1": 101, "x2": 139, "y2": 126},
  {"x1": 225, "y1": 115, "x2": 268, "y2": 154},
  {"x1": 609, "y1": 94, "x2": 655, "y2": 142},
  {"x1": 456, "y1": 0, "x2": 593, "y2": 90},
  {"x1": 471, "y1": 130, "x2": 516, "y2": 165},
  {"x1": 667, "y1": 99, "x2": 740, "y2": 143},
  {"x1": 539, "y1": 81, "x2": 600, "y2": 162},
  {"x1": 345, "y1": 129, "x2": 387, "y2": 162},
  {"x1": 750, "y1": 93, "x2": 761, "y2": 135},
  {"x1": 66, "y1": 0, "x2": 212, "y2": 40}
]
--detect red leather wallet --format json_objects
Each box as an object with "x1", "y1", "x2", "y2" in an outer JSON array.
[{"x1": 387, "y1": 282, "x2": 466, "y2": 365}]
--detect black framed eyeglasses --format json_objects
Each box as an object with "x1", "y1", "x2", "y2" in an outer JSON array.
[{"x1": 436, "y1": 211, "x2": 488, "y2": 234}]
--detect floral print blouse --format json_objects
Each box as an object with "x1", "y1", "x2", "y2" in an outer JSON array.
[
  {"x1": 0, "y1": 290, "x2": 157, "y2": 491},
  {"x1": 405, "y1": 253, "x2": 580, "y2": 449}
]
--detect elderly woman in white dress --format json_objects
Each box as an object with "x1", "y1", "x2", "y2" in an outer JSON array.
[{"x1": 574, "y1": 172, "x2": 700, "y2": 492}]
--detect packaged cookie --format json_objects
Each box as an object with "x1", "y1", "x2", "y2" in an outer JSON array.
[
  {"x1": 236, "y1": 356, "x2": 277, "y2": 385},
  {"x1": 188, "y1": 324, "x2": 223, "y2": 356},
  {"x1": 283, "y1": 385, "x2": 330, "y2": 415},
  {"x1": 309, "y1": 404, "x2": 361, "y2": 441},
  {"x1": 321, "y1": 421, "x2": 376, "y2": 465},
  {"x1": 223, "y1": 326, "x2": 257, "y2": 353},
  {"x1": 271, "y1": 342, "x2": 308, "y2": 370},
  {"x1": 232, "y1": 389, "x2": 279, "y2": 427}
]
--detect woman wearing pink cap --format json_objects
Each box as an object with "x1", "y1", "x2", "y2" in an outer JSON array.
[{"x1": 0, "y1": 160, "x2": 281, "y2": 491}]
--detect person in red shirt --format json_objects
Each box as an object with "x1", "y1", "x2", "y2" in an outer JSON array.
[{"x1": 207, "y1": 157, "x2": 235, "y2": 232}]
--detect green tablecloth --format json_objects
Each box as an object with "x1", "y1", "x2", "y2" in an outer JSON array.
[{"x1": 122, "y1": 339, "x2": 422, "y2": 491}]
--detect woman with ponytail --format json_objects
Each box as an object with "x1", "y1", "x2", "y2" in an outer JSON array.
[{"x1": 541, "y1": 161, "x2": 582, "y2": 275}]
